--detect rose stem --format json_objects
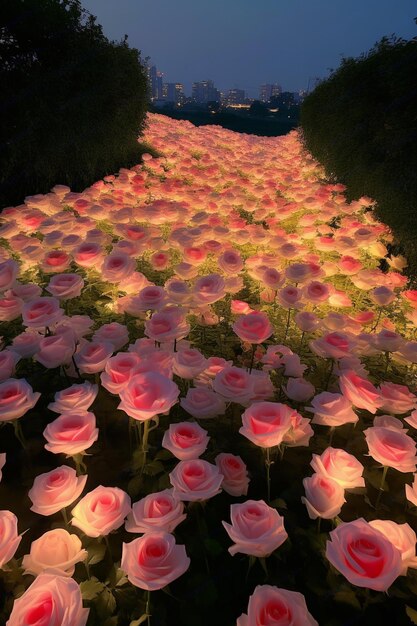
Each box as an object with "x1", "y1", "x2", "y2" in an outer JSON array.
[
  {"x1": 248, "y1": 343, "x2": 256, "y2": 374},
  {"x1": 329, "y1": 427, "x2": 335, "y2": 446},
  {"x1": 265, "y1": 447, "x2": 272, "y2": 503},
  {"x1": 375, "y1": 466, "x2": 389, "y2": 510},
  {"x1": 145, "y1": 590, "x2": 151, "y2": 625},
  {"x1": 12, "y1": 420, "x2": 27, "y2": 450},
  {"x1": 61, "y1": 507, "x2": 69, "y2": 526},
  {"x1": 324, "y1": 359, "x2": 334, "y2": 391},
  {"x1": 283, "y1": 308, "x2": 291, "y2": 342}
]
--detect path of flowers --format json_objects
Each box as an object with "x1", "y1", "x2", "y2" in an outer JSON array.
[{"x1": 1, "y1": 113, "x2": 417, "y2": 625}]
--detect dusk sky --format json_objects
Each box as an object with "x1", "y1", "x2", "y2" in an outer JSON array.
[{"x1": 81, "y1": 0, "x2": 416, "y2": 97}]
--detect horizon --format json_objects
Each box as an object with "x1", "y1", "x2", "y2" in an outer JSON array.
[{"x1": 80, "y1": 0, "x2": 416, "y2": 97}]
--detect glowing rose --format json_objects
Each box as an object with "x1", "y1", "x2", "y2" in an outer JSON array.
[
  {"x1": 302, "y1": 473, "x2": 345, "y2": 519},
  {"x1": 74, "y1": 340, "x2": 114, "y2": 374},
  {"x1": 240, "y1": 402, "x2": 294, "y2": 448},
  {"x1": 169, "y1": 459, "x2": 223, "y2": 501},
  {"x1": 213, "y1": 366, "x2": 255, "y2": 406},
  {"x1": 237, "y1": 585, "x2": 318, "y2": 626},
  {"x1": 326, "y1": 518, "x2": 402, "y2": 591},
  {"x1": 92, "y1": 322, "x2": 129, "y2": 351},
  {"x1": 310, "y1": 448, "x2": 365, "y2": 489},
  {"x1": 223, "y1": 500, "x2": 287, "y2": 557},
  {"x1": 28, "y1": 465, "x2": 87, "y2": 516},
  {"x1": 43, "y1": 411, "x2": 98, "y2": 456},
  {"x1": 306, "y1": 392, "x2": 358, "y2": 427},
  {"x1": 215, "y1": 453, "x2": 249, "y2": 496},
  {"x1": 369, "y1": 520, "x2": 417, "y2": 575},
  {"x1": 338, "y1": 371, "x2": 382, "y2": 414},
  {"x1": 364, "y1": 426, "x2": 417, "y2": 473},
  {"x1": 71, "y1": 485, "x2": 131, "y2": 537},
  {"x1": 180, "y1": 387, "x2": 226, "y2": 419},
  {"x1": 162, "y1": 421, "x2": 209, "y2": 460},
  {"x1": 233, "y1": 311, "x2": 273, "y2": 344},
  {"x1": 121, "y1": 532, "x2": 190, "y2": 591},
  {"x1": 0, "y1": 377, "x2": 40, "y2": 422},
  {"x1": 46, "y1": 273, "x2": 84, "y2": 300},
  {"x1": 118, "y1": 372, "x2": 179, "y2": 421},
  {"x1": 22, "y1": 297, "x2": 64, "y2": 329},
  {"x1": 22, "y1": 529, "x2": 87, "y2": 576},
  {"x1": 48, "y1": 382, "x2": 98, "y2": 414},
  {"x1": 0, "y1": 510, "x2": 22, "y2": 568},
  {"x1": 125, "y1": 489, "x2": 186, "y2": 534}
]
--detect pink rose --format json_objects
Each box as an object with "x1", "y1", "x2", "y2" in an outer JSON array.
[
  {"x1": 172, "y1": 348, "x2": 207, "y2": 379},
  {"x1": 22, "y1": 297, "x2": 64, "y2": 329},
  {"x1": 276, "y1": 286, "x2": 303, "y2": 309},
  {"x1": 28, "y1": 465, "x2": 87, "y2": 515},
  {"x1": 0, "y1": 511, "x2": 22, "y2": 568},
  {"x1": 132, "y1": 285, "x2": 167, "y2": 312},
  {"x1": 370, "y1": 286, "x2": 396, "y2": 306},
  {"x1": 74, "y1": 340, "x2": 114, "y2": 374},
  {"x1": 192, "y1": 273, "x2": 226, "y2": 305},
  {"x1": 11, "y1": 330, "x2": 41, "y2": 358},
  {"x1": 231, "y1": 300, "x2": 253, "y2": 315},
  {"x1": 378, "y1": 382, "x2": 417, "y2": 415},
  {"x1": 100, "y1": 352, "x2": 141, "y2": 394},
  {"x1": 283, "y1": 377, "x2": 315, "y2": 402},
  {"x1": 180, "y1": 387, "x2": 226, "y2": 419},
  {"x1": 169, "y1": 459, "x2": 223, "y2": 501},
  {"x1": 73, "y1": 241, "x2": 104, "y2": 268},
  {"x1": 233, "y1": 311, "x2": 273, "y2": 344},
  {"x1": 6, "y1": 573, "x2": 89, "y2": 626},
  {"x1": 237, "y1": 585, "x2": 318, "y2": 626},
  {"x1": 303, "y1": 280, "x2": 330, "y2": 304},
  {"x1": 40, "y1": 250, "x2": 71, "y2": 273},
  {"x1": 46, "y1": 273, "x2": 84, "y2": 300},
  {"x1": 35, "y1": 333, "x2": 75, "y2": 369},
  {"x1": 326, "y1": 518, "x2": 402, "y2": 591},
  {"x1": 294, "y1": 311, "x2": 320, "y2": 332},
  {"x1": 71, "y1": 485, "x2": 131, "y2": 537},
  {"x1": 310, "y1": 332, "x2": 355, "y2": 359},
  {"x1": 162, "y1": 422, "x2": 209, "y2": 460},
  {"x1": 125, "y1": 489, "x2": 186, "y2": 533},
  {"x1": 164, "y1": 278, "x2": 191, "y2": 304},
  {"x1": 310, "y1": 448, "x2": 365, "y2": 489},
  {"x1": 0, "y1": 259, "x2": 19, "y2": 292},
  {"x1": 218, "y1": 249, "x2": 244, "y2": 274},
  {"x1": 0, "y1": 350, "x2": 19, "y2": 382},
  {"x1": 372, "y1": 329, "x2": 403, "y2": 353},
  {"x1": 0, "y1": 296, "x2": 23, "y2": 322},
  {"x1": 100, "y1": 251, "x2": 136, "y2": 283},
  {"x1": 283, "y1": 412, "x2": 314, "y2": 447},
  {"x1": 121, "y1": 531, "x2": 190, "y2": 591},
  {"x1": 92, "y1": 322, "x2": 129, "y2": 350},
  {"x1": 144, "y1": 307, "x2": 190, "y2": 343},
  {"x1": 150, "y1": 251, "x2": 170, "y2": 270},
  {"x1": 118, "y1": 372, "x2": 179, "y2": 421},
  {"x1": 215, "y1": 453, "x2": 249, "y2": 496},
  {"x1": 369, "y1": 520, "x2": 417, "y2": 575},
  {"x1": 43, "y1": 411, "x2": 99, "y2": 455},
  {"x1": 48, "y1": 382, "x2": 98, "y2": 414},
  {"x1": 306, "y1": 392, "x2": 358, "y2": 427},
  {"x1": 213, "y1": 366, "x2": 255, "y2": 406},
  {"x1": 240, "y1": 402, "x2": 294, "y2": 448},
  {"x1": 22, "y1": 529, "x2": 87, "y2": 576},
  {"x1": 338, "y1": 370, "x2": 383, "y2": 414},
  {"x1": 0, "y1": 377, "x2": 40, "y2": 422},
  {"x1": 223, "y1": 500, "x2": 287, "y2": 557},
  {"x1": 364, "y1": 426, "x2": 417, "y2": 473},
  {"x1": 302, "y1": 473, "x2": 346, "y2": 520}
]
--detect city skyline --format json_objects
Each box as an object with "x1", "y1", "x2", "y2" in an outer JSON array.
[{"x1": 81, "y1": 0, "x2": 416, "y2": 97}]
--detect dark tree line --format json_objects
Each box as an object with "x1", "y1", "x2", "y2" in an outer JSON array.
[
  {"x1": 0, "y1": 0, "x2": 149, "y2": 209},
  {"x1": 301, "y1": 28, "x2": 417, "y2": 276}
]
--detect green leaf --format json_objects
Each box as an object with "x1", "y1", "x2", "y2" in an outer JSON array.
[
  {"x1": 143, "y1": 460, "x2": 164, "y2": 476},
  {"x1": 203, "y1": 538, "x2": 223, "y2": 558},
  {"x1": 334, "y1": 590, "x2": 361, "y2": 610},
  {"x1": 87, "y1": 542, "x2": 106, "y2": 566},
  {"x1": 154, "y1": 449, "x2": 173, "y2": 461},
  {"x1": 80, "y1": 579, "x2": 106, "y2": 600},
  {"x1": 269, "y1": 498, "x2": 287, "y2": 510},
  {"x1": 128, "y1": 475, "x2": 143, "y2": 497},
  {"x1": 365, "y1": 468, "x2": 389, "y2": 492},
  {"x1": 406, "y1": 606, "x2": 417, "y2": 625},
  {"x1": 96, "y1": 587, "x2": 117, "y2": 619}
]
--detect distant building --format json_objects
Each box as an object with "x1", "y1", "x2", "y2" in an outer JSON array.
[
  {"x1": 148, "y1": 65, "x2": 163, "y2": 101},
  {"x1": 259, "y1": 83, "x2": 282, "y2": 102},
  {"x1": 226, "y1": 88, "x2": 246, "y2": 105},
  {"x1": 163, "y1": 82, "x2": 185, "y2": 104},
  {"x1": 192, "y1": 80, "x2": 221, "y2": 103}
]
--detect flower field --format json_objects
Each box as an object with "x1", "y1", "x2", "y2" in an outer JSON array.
[{"x1": 1, "y1": 113, "x2": 417, "y2": 625}]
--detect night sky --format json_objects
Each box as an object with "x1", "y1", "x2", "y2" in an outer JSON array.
[{"x1": 81, "y1": 0, "x2": 416, "y2": 96}]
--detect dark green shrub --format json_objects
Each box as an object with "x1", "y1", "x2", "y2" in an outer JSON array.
[
  {"x1": 301, "y1": 32, "x2": 417, "y2": 276},
  {"x1": 0, "y1": 0, "x2": 149, "y2": 208}
]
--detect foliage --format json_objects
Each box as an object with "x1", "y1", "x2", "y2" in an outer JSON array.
[
  {"x1": 0, "y1": 0, "x2": 149, "y2": 208},
  {"x1": 300, "y1": 32, "x2": 417, "y2": 277}
]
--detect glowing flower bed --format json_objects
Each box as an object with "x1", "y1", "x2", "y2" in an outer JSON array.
[{"x1": 1, "y1": 113, "x2": 417, "y2": 625}]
